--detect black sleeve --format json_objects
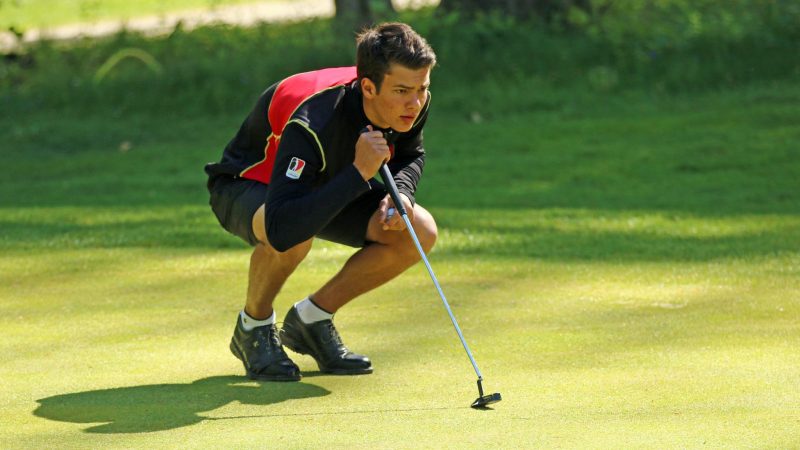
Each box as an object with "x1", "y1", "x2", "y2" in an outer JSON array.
[
  {"x1": 388, "y1": 98, "x2": 429, "y2": 205},
  {"x1": 265, "y1": 122, "x2": 371, "y2": 252}
]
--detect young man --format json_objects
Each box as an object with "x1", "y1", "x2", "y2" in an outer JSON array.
[{"x1": 205, "y1": 23, "x2": 438, "y2": 381}]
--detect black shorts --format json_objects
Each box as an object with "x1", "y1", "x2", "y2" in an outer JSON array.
[{"x1": 208, "y1": 176, "x2": 385, "y2": 248}]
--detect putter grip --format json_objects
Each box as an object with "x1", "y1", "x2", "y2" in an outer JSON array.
[
  {"x1": 380, "y1": 165, "x2": 408, "y2": 217},
  {"x1": 360, "y1": 127, "x2": 408, "y2": 217}
]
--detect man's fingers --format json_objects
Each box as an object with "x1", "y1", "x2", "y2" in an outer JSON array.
[
  {"x1": 354, "y1": 126, "x2": 391, "y2": 180},
  {"x1": 389, "y1": 212, "x2": 405, "y2": 230},
  {"x1": 378, "y1": 198, "x2": 389, "y2": 223},
  {"x1": 379, "y1": 196, "x2": 393, "y2": 229},
  {"x1": 377, "y1": 194, "x2": 413, "y2": 231},
  {"x1": 404, "y1": 204, "x2": 414, "y2": 224},
  {"x1": 360, "y1": 126, "x2": 387, "y2": 144}
]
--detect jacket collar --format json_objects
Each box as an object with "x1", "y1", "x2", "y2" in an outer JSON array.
[{"x1": 346, "y1": 80, "x2": 399, "y2": 144}]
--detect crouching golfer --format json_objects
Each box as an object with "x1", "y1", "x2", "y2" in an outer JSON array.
[{"x1": 204, "y1": 23, "x2": 437, "y2": 380}]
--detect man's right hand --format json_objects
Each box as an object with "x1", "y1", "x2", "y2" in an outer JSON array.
[{"x1": 354, "y1": 125, "x2": 391, "y2": 181}]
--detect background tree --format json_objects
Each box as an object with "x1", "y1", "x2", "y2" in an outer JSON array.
[
  {"x1": 438, "y1": 0, "x2": 595, "y2": 25},
  {"x1": 334, "y1": 0, "x2": 396, "y2": 30}
]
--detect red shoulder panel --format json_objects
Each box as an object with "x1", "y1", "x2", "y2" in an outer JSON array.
[{"x1": 240, "y1": 66, "x2": 358, "y2": 184}]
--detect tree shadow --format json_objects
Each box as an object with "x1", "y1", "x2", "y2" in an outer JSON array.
[
  {"x1": 487, "y1": 226, "x2": 792, "y2": 261},
  {"x1": 33, "y1": 375, "x2": 330, "y2": 434}
]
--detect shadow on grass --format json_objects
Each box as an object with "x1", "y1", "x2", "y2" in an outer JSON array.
[
  {"x1": 433, "y1": 223, "x2": 800, "y2": 262},
  {"x1": 33, "y1": 375, "x2": 330, "y2": 433},
  {"x1": 1, "y1": 207, "x2": 798, "y2": 262}
]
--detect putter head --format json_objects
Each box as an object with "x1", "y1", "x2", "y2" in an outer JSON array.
[{"x1": 471, "y1": 392, "x2": 502, "y2": 409}]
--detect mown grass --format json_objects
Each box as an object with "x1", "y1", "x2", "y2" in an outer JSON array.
[{"x1": 1, "y1": 6, "x2": 799, "y2": 448}]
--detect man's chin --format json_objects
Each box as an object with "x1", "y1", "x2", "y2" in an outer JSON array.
[{"x1": 392, "y1": 122, "x2": 414, "y2": 133}]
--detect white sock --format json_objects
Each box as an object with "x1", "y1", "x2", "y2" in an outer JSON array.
[
  {"x1": 295, "y1": 297, "x2": 333, "y2": 324},
  {"x1": 240, "y1": 310, "x2": 275, "y2": 331}
]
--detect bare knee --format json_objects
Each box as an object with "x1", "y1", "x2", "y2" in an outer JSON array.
[
  {"x1": 412, "y1": 204, "x2": 438, "y2": 254},
  {"x1": 365, "y1": 203, "x2": 437, "y2": 262},
  {"x1": 252, "y1": 236, "x2": 312, "y2": 276},
  {"x1": 392, "y1": 204, "x2": 437, "y2": 262},
  {"x1": 277, "y1": 239, "x2": 312, "y2": 266},
  {"x1": 252, "y1": 203, "x2": 312, "y2": 269}
]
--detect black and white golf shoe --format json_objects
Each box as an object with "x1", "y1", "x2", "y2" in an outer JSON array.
[
  {"x1": 229, "y1": 316, "x2": 302, "y2": 381},
  {"x1": 280, "y1": 306, "x2": 373, "y2": 375}
]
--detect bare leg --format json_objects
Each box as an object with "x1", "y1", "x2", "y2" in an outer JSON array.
[
  {"x1": 312, "y1": 203, "x2": 438, "y2": 313},
  {"x1": 244, "y1": 204, "x2": 312, "y2": 319}
]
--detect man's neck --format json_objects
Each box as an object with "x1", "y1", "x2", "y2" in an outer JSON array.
[{"x1": 360, "y1": 90, "x2": 389, "y2": 129}]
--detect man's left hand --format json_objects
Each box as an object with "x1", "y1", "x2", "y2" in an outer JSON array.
[{"x1": 379, "y1": 193, "x2": 413, "y2": 231}]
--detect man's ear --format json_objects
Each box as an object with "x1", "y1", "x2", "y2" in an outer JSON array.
[{"x1": 361, "y1": 77, "x2": 378, "y2": 99}]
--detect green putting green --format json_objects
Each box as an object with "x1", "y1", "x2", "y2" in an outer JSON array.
[{"x1": 3, "y1": 81, "x2": 799, "y2": 446}]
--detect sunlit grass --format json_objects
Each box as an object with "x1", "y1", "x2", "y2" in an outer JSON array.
[
  {"x1": 1, "y1": 243, "x2": 798, "y2": 447},
  {"x1": 0, "y1": 0, "x2": 285, "y2": 30}
]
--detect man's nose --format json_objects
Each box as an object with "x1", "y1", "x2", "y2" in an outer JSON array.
[{"x1": 407, "y1": 94, "x2": 421, "y2": 110}]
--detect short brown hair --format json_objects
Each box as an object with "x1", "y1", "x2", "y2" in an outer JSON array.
[{"x1": 356, "y1": 22, "x2": 436, "y2": 92}]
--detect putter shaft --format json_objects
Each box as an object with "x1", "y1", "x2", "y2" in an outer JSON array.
[{"x1": 380, "y1": 165, "x2": 483, "y2": 380}]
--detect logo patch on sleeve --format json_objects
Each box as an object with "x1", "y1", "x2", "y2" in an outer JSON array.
[{"x1": 286, "y1": 157, "x2": 306, "y2": 179}]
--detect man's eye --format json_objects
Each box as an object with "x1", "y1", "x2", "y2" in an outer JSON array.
[{"x1": 395, "y1": 89, "x2": 407, "y2": 94}]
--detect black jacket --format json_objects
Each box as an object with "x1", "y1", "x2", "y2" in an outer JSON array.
[{"x1": 205, "y1": 70, "x2": 430, "y2": 251}]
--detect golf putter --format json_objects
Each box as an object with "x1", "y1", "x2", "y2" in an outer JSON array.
[{"x1": 378, "y1": 162, "x2": 502, "y2": 409}]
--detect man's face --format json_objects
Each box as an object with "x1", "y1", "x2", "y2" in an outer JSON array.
[{"x1": 362, "y1": 63, "x2": 431, "y2": 133}]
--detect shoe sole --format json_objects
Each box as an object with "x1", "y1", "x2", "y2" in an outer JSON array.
[
  {"x1": 229, "y1": 340, "x2": 302, "y2": 382},
  {"x1": 280, "y1": 329, "x2": 373, "y2": 375}
]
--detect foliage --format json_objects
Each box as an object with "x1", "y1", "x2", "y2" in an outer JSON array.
[
  {"x1": 1, "y1": 19, "x2": 354, "y2": 115},
  {"x1": 418, "y1": 0, "x2": 800, "y2": 90},
  {"x1": 334, "y1": 0, "x2": 396, "y2": 29},
  {"x1": 2, "y1": 0, "x2": 798, "y2": 121},
  {"x1": 437, "y1": 0, "x2": 593, "y2": 23}
]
